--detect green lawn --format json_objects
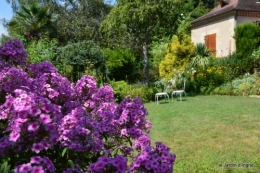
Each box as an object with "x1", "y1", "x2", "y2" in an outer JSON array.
[{"x1": 145, "y1": 95, "x2": 260, "y2": 173}]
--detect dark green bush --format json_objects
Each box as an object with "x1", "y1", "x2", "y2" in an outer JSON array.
[
  {"x1": 110, "y1": 80, "x2": 131, "y2": 103},
  {"x1": 104, "y1": 47, "x2": 136, "y2": 82},
  {"x1": 234, "y1": 22, "x2": 260, "y2": 73}
]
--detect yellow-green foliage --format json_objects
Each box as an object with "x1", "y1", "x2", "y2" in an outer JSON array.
[{"x1": 159, "y1": 35, "x2": 195, "y2": 80}]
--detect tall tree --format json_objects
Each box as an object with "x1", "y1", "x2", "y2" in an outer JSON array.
[
  {"x1": 54, "y1": 0, "x2": 112, "y2": 44},
  {"x1": 6, "y1": 0, "x2": 112, "y2": 44},
  {"x1": 6, "y1": 0, "x2": 42, "y2": 12},
  {"x1": 100, "y1": 0, "x2": 184, "y2": 86},
  {"x1": 57, "y1": 40, "x2": 106, "y2": 82}
]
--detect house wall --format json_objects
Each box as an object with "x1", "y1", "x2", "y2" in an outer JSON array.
[{"x1": 191, "y1": 16, "x2": 236, "y2": 57}]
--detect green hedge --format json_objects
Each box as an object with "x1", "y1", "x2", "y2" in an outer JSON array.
[{"x1": 110, "y1": 81, "x2": 157, "y2": 103}]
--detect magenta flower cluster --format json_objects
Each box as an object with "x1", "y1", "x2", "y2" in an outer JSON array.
[
  {"x1": 14, "y1": 156, "x2": 55, "y2": 173},
  {"x1": 0, "y1": 39, "x2": 27, "y2": 66},
  {"x1": 0, "y1": 39, "x2": 176, "y2": 172},
  {"x1": 130, "y1": 142, "x2": 176, "y2": 173}
]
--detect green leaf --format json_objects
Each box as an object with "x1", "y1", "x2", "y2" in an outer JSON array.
[
  {"x1": 0, "y1": 163, "x2": 5, "y2": 173},
  {"x1": 0, "y1": 161, "x2": 10, "y2": 173},
  {"x1": 127, "y1": 136, "x2": 132, "y2": 147},
  {"x1": 6, "y1": 165, "x2": 10, "y2": 173},
  {"x1": 68, "y1": 160, "x2": 75, "y2": 168},
  {"x1": 61, "y1": 147, "x2": 68, "y2": 157}
]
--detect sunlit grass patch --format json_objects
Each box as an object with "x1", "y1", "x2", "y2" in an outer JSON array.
[{"x1": 145, "y1": 95, "x2": 260, "y2": 173}]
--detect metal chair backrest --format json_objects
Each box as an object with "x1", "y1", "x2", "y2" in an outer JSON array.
[
  {"x1": 155, "y1": 80, "x2": 172, "y2": 93},
  {"x1": 176, "y1": 78, "x2": 186, "y2": 91}
]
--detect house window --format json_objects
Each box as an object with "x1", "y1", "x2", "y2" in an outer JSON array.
[{"x1": 205, "y1": 33, "x2": 216, "y2": 57}]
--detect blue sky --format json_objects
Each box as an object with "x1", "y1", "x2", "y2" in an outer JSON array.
[{"x1": 0, "y1": 1, "x2": 13, "y2": 35}]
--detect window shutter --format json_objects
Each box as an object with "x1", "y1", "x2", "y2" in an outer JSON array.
[{"x1": 205, "y1": 34, "x2": 216, "y2": 56}]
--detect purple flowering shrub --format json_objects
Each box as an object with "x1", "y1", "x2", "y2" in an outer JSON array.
[
  {"x1": 0, "y1": 39, "x2": 176, "y2": 172},
  {"x1": 0, "y1": 39, "x2": 27, "y2": 66}
]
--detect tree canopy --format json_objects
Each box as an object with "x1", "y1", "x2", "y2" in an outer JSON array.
[
  {"x1": 7, "y1": 3, "x2": 56, "y2": 41},
  {"x1": 101, "y1": 0, "x2": 191, "y2": 86},
  {"x1": 2, "y1": 0, "x2": 215, "y2": 84}
]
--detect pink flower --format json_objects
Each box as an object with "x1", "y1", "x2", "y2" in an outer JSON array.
[
  {"x1": 18, "y1": 163, "x2": 32, "y2": 172},
  {"x1": 9, "y1": 132, "x2": 20, "y2": 142},
  {"x1": 40, "y1": 114, "x2": 52, "y2": 124},
  {"x1": 31, "y1": 166, "x2": 44, "y2": 173},
  {"x1": 15, "y1": 118, "x2": 28, "y2": 123},
  {"x1": 28, "y1": 122, "x2": 40, "y2": 131},
  {"x1": 41, "y1": 104, "x2": 52, "y2": 113},
  {"x1": 120, "y1": 129, "x2": 127, "y2": 136}
]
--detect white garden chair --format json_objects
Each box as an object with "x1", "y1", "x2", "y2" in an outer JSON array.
[
  {"x1": 154, "y1": 80, "x2": 170, "y2": 105},
  {"x1": 171, "y1": 79, "x2": 186, "y2": 102}
]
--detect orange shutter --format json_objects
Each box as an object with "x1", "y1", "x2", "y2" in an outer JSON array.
[{"x1": 205, "y1": 34, "x2": 216, "y2": 57}]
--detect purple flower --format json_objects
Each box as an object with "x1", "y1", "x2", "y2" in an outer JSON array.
[
  {"x1": 112, "y1": 155, "x2": 127, "y2": 173},
  {"x1": 40, "y1": 114, "x2": 52, "y2": 124},
  {"x1": 32, "y1": 143, "x2": 43, "y2": 153},
  {"x1": 0, "y1": 39, "x2": 27, "y2": 66},
  {"x1": 74, "y1": 75, "x2": 97, "y2": 101},
  {"x1": 120, "y1": 128, "x2": 127, "y2": 136},
  {"x1": 130, "y1": 142, "x2": 176, "y2": 173},
  {"x1": 88, "y1": 155, "x2": 127, "y2": 173},
  {"x1": 30, "y1": 107, "x2": 41, "y2": 116},
  {"x1": 42, "y1": 156, "x2": 55, "y2": 172},
  {"x1": 15, "y1": 163, "x2": 32, "y2": 173},
  {"x1": 30, "y1": 156, "x2": 43, "y2": 164},
  {"x1": 28, "y1": 61, "x2": 57, "y2": 78},
  {"x1": 28, "y1": 122, "x2": 40, "y2": 131},
  {"x1": 31, "y1": 166, "x2": 44, "y2": 173},
  {"x1": 9, "y1": 131, "x2": 20, "y2": 142},
  {"x1": 15, "y1": 156, "x2": 55, "y2": 173}
]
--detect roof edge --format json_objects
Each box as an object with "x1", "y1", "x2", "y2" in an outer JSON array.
[{"x1": 191, "y1": 10, "x2": 236, "y2": 29}]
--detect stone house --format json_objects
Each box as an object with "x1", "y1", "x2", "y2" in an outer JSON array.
[{"x1": 191, "y1": 0, "x2": 260, "y2": 57}]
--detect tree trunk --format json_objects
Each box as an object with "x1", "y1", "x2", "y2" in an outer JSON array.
[{"x1": 143, "y1": 43, "x2": 149, "y2": 87}]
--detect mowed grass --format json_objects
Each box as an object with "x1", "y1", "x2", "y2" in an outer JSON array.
[{"x1": 144, "y1": 95, "x2": 260, "y2": 173}]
